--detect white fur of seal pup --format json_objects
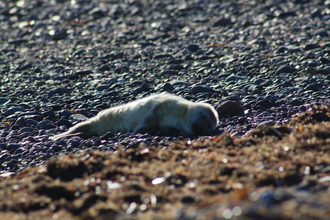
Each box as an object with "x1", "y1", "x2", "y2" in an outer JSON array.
[{"x1": 50, "y1": 93, "x2": 219, "y2": 140}]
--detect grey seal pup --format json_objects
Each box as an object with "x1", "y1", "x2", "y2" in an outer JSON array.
[{"x1": 50, "y1": 93, "x2": 219, "y2": 140}]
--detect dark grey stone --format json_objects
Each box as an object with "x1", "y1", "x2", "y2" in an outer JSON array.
[
  {"x1": 275, "y1": 65, "x2": 294, "y2": 74},
  {"x1": 257, "y1": 120, "x2": 275, "y2": 128},
  {"x1": 36, "y1": 120, "x2": 57, "y2": 129},
  {"x1": 190, "y1": 86, "x2": 215, "y2": 94},
  {"x1": 6, "y1": 144, "x2": 21, "y2": 150},
  {"x1": 3, "y1": 107, "x2": 25, "y2": 116},
  {"x1": 187, "y1": 44, "x2": 200, "y2": 52},
  {"x1": 162, "y1": 83, "x2": 174, "y2": 91},
  {"x1": 160, "y1": 70, "x2": 178, "y2": 75}
]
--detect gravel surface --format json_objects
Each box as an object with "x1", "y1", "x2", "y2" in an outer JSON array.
[
  {"x1": 0, "y1": 105, "x2": 330, "y2": 220},
  {"x1": 1, "y1": 0, "x2": 330, "y2": 178}
]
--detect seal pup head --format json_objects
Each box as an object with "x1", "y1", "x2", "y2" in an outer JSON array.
[{"x1": 184, "y1": 103, "x2": 219, "y2": 135}]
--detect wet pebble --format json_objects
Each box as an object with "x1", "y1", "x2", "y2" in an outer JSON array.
[
  {"x1": 190, "y1": 86, "x2": 215, "y2": 94},
  {"x1": 55, "y1": 118, "x2": 72, "y2": 126},
  {"x1": 52, "y1": 30, "x2": 68, "y2": 41},
  {"x1": 0, "y1": 0, "x2": 329, "y2": 177},
  {"x1": 3, "y1": 107, "x2": 25, "y2": 116},
  {"x1": 96, "y1": 85, "x2": 109, "y2": 91},
  {"x1": 26, "y1": 119, "x2": 39, "y2": 126},
  {"x1": 257, "y1": 120, "x2": 275, "y2": 128},
  {"x1": 304, "y1": 44, "x2": 320, "y2": 50},
  {"x1": 162, "y1": 83, "x2": 174, "y2": 91},
  {"x1": 98, "y1": 65, "x2": 111, "y2": 72},
  {"x1": 213, "y1": 17, "x2": 232, "y2": 26},
  {"x1": 6, "y1": 143, "x2": 21, "y2": 150},
  {"x1": 36, "y1": 120, "x2": 57, "y2": 129},
  {"x1": 161, "y1": 70, "x2": 179, "y2": 76},
  {"x1": 275, "y1": 65, "x2": 294, "y2": 74},
  {"x1": 69, "y1": 114, "x2": 89, "y2": 123},
  {"x1": 48, "y1": 87, "x2": 70, "y2": 97},
  {"x1": 187, "y1": 44, "x2": 200, "y2": 52},
  {"x1": 216, "y1": 101, "x2": 244, "y2": 116}
]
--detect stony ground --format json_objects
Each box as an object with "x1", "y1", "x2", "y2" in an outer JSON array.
[
  {"x1": 1, "y1": 0, "x2": 330, "y2": 172},
  {"x1": 0, "y1": 105, "x2": 330, "y2": 219},
  {"x1": 1, "y1": 0, "x2": 330, "y2": 219}
]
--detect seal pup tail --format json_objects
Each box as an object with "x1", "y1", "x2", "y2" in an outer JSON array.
[{"x1": 49, "y1": 121, "x2": 95, "y2": 141}]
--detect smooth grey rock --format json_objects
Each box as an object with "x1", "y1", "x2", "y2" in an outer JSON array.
[
  {"x1": 216, "y1": 100, "x2": 244, "y2": 116},
  {"x1": 257, "y1": 120, "x2": 275, "y2": 128},
  {"x1": 36, "y1": 120, "x2": 56, "y2": 129},
  {"x1": 3, "y1": 107, "x2": 25, "y2": 116},
  {"x1": 187, "y1": 44, "x2": 200, "y2": 52}
]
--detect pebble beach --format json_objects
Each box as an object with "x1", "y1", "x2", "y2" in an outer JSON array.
[{"x1": 0, "y1": 0, "x2": 330, "y2": 219}]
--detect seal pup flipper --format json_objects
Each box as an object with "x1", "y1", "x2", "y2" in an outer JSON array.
[
  {"x1": 50, "y1": 121, "x2": 96, "y2": 140},
  {"x1": 133, "y1": 104, "x2": 164, "y2": 133}
]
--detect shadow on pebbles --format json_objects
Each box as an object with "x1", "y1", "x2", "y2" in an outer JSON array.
[{"x1": 0, "y1": 105, "x2": 330, "y2": 220}]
